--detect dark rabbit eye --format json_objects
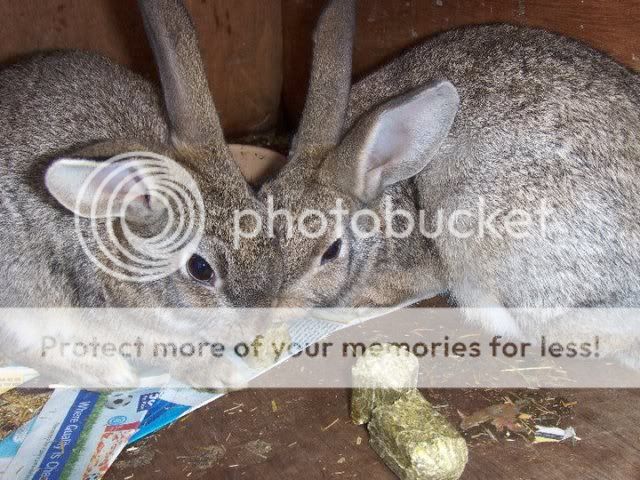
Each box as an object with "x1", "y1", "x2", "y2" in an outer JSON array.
[
  {"x1": 321, "y1": 238, "x2": 342, "y2": 265},
  {"x1": 187, "y1": 254, "x2": 215, "y2": 283}
]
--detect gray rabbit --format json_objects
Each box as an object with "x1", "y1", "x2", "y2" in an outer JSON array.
[
  {"x1": 263, "y1": 0, "x2": 640, "y2": 347},
  {"x1": 0, "y1": 0, "x2": 282, "y2": 387}
]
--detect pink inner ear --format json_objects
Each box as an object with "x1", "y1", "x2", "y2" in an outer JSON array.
[
  {"x1": 366, "y1": 118, "x2": 411, "y2": 172},
  {"x1": 82, "y1": 163, "x2": 155, "y2": 219},
  {"x1": 91, "y1": 166, "x2": 145, "y2": 197}
]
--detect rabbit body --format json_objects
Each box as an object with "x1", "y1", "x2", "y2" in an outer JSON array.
[
  {"x1": 268, "y1": 16, "x2": 640, "y2": 360},
  {"x1": 0, "y1": 0, "x2": 284, "y2": 386},
  {"x1": 345, "y1": 24, "x2": 640, "y2": 311}
]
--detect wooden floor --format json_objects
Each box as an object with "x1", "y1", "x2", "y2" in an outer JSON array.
[
  {"x1": 107, "y1": 386, "x2": 640, "y2": 479},
  {"x1": 107, "y1": 297, "x2": 640, "y2": 479}
]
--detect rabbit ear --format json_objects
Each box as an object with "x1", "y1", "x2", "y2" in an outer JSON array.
[
  {"x1": 45, "y1": 158, "x2": 165, "y2": 222},
  {"x1": 137, "y1": 0, "x2": 227, "y2": 152},
  {"x1": 325, "y1": 80, "x2": 460, "y2": 202},
  {"x1": 290, "y1": 0, "x2": 356, "y2": 160}
]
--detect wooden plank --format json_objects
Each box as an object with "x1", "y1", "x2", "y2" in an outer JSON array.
[
  {"x1": 107, "y1": 387, "x2": 640, "y2": 479},
  {"x1": 103, "y1": 297, "x2": 640, "y2": 478},
  {"x1": 282, "y1": 0, "x2": 640, "y2": 125},
  {"x1": 0, "y1": 0, "x2": 283, "y2": 136}
]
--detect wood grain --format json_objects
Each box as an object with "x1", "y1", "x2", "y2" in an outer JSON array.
[
  {"x1": 105, "y1": 301, "x2": 640, "y2": 479},
  {"x1": 107, "y1": 387, "x2": 640, "y2": 479},
  {"x1": 0, "y1": 0, "x2": 283, "y2": 136},
  {"x1": 282, "y1": 0, "x2": 640, "y2": 125}
]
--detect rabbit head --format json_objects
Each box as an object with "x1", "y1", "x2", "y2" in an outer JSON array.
[
  {"x1": 262, "y1": 0, "x2": 459, "y2": 308},
  {"x1": 41, "y1": 0, "x2": 283, "y2": 308}
]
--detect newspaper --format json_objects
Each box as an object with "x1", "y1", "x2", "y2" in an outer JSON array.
[
  {"x1": 1, "y1": 388, "x2": 159, "y2": 479},
  {"x1": 0, "y1": 367, "x2": 39, "y2": 395}
]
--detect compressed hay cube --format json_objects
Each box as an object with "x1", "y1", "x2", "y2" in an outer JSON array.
[
  {"x1": 351, "y1": 344, "x2": 419, "y2": 424},
  {"x1": 368, "y1": 390, "x2": 468, "y2": 480}
]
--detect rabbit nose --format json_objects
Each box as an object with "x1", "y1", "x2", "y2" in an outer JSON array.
[
  {"x1": 224, "y1": 267, "x2": 283, "y2": 307},
  {"x1": 271, "y1": 295, "x2": 306, "y2": 309},
  {"x1": 229, "y1": 288, "x2": 276, "y2": 308}
]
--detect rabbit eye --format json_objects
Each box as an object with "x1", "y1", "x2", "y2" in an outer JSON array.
[
  {"x1": 187, "y1": 254, "x2": 215, "y2": 283},
  {"x1": 321, "y1": 238, "x2": 342, "y2": 265}
]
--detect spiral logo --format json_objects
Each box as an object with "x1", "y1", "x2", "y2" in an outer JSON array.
[{"x1": 74, "y1": 152, "x2": 205, "y2": 282}]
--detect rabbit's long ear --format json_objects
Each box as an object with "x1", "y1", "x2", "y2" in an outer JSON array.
[
  {"x1": 45, "y1": 158, "x2": 165, "y2": 223},
  {"x1": 324, "y1": 81, "x2": 460, "y2": 203},
  {"x1": 137, "y1": 0, "x2": 226, "y2": 152},
  {"x1": 290, "y1": 0, "x2": 356, "y2": 160}
]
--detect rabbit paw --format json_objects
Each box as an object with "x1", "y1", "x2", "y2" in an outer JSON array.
[
  {"x1": 36, "y1": 354, "x2": 139, "y2": 388},
  {"x1": 169, "y1": 355, "x2": 252, "y2": 390}
]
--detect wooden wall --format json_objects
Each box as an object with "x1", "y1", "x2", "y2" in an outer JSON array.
[
  {"x1": 0, "y1": 0, "x2": 282, "y2": 136},
  {"x1": 1, "y1": 1, "x2": 639, "y2": 135},
  {"x1": 283, "y1": 0, "x2": 640, "y2": 124}
]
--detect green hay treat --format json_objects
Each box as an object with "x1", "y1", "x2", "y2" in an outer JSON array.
[
  {"x1": 350, "y1": 344, "x2": 419, "y2": 424},
  {"x1": 368, "y1": 390, "x2": 468, "y2": 480}
]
